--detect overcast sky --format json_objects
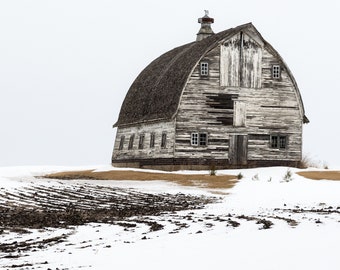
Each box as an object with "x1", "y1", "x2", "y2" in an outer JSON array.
[{"x1": 0, "y1": 0, "x2": 339, "y2": 167}]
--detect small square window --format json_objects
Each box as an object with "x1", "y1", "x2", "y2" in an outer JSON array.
[
  {"x1": 272, "y1": 65, "x2": 281, "y2": 79},
  {"x1": 200, "y1": 62, "x2": 209, "y2": 76},
  {"x1": 119, "y1": 135, "x2": 125, "y2": 150},
  {"x1": 161, "y1": 133, "x2": 167, "y2": 148},
  {"x1": 128, "y1": 134, "x2": 134, "y2": 150},
  {"x1": 191, "y1": 133, "x2": 198, "y2": 146},
  {"x1": 138, "y1": 134, "x2": 145, "y2": 149},
  {"x1": 150, "y1": 133, "x2": 155, "y2": 148}
]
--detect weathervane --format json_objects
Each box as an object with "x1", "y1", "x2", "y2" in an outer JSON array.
[{"x1": 204, "y1": 10, "x2": 209, "y2": 16}]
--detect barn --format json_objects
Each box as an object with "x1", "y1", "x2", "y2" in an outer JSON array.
[{"x1": 111, "y1": 12, "x2": 309, "y2": 170}]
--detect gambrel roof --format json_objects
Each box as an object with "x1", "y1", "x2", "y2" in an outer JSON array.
[{"x1": 114, "y1": 23, "x2": 307, "y2": 127}]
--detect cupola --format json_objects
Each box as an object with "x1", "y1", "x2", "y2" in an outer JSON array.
[{"x1": 196, "y1": 10, "x2": 214, "y2": 41}]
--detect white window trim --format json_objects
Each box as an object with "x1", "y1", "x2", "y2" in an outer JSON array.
[
  {"x1": 200, "y1": 62, "x2": 209, "y2": 76},
  {"x1": 191, "y1": 133, "x2": 198, "y2": 146},
  {"x1": 272, "y1": 65, "x2": 281, "y2": 79},
  {"x1": 191, "y1": 132, "x2": 208, "y2": 146}
]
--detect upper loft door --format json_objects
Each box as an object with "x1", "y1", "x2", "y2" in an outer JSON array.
[
  {"x1": 220, "y1": 32, "x2": 262, "y2": 88},
  {"x1": 229, "y1": 135, "x2": 248, "y2": 166}
]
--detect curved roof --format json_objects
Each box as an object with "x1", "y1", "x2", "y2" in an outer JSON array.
[{"x1": 114, "y1": 23, "x2": 307, "y2": 127}]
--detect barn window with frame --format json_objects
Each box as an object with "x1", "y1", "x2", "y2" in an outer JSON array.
[
  {"x1": 191, "y1": 133, "x2": 198, "y2": 146},
  {"x1": 118, "y1": 135, "x2": 125, "y2": 150},
  {"x1": 191, "y1": 133, "x2": 207, "y2": 146},
  {"x1": 200, "y1": 62, "x2": 209, "y2": 76},
  {"x1": 279, "y1": 136, "x2": 287, "y2": 149},
  {"x1": 271, "y1": 135, "x2": 287, "y2": 149},
  {"x1": 138, "y1": 134, "x2": 145, "y2": 149},
  {"x1": 150, "y1": 132, "x2": 155, "y2": 148},
  {"x1": 161, "y1": 132, "x2": 167, "y2": 148},
  {"x1": 128, "y1": 134, "x2": 135, "y2": 150},
  {"x1": 199, "y1": 133, "x2": 207, "y2": 146},
  {"x1": 272, "y1": 65, "x2": 281, "y2": 79}
]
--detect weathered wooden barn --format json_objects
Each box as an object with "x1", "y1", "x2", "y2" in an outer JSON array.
[{"x1": 112, "y1": 12, "x2": 309, "y2": 170}]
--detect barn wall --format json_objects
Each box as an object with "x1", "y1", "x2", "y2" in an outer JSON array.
[
  {"x1": 175, "y1": 45, "x2": 230, "y2": 161},
  {"x1": 175, "y1": 31, "x2": 303, "y2": 164},
  {"x1": 112, "y1": 121, "x2": 175, "y2": 165}
]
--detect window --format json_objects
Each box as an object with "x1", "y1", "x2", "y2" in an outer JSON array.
[
  {"x1": 271, "y1": 135, "x2": 278, "y2": 148},
  {"x1": 118, "y1": 135, "x2": 125, "y2": 150},
  {"x1": 191, "y1": 133, "x2": 207, "y2": 146},
  {"x1": 138, "y1": 134, "x2": 145, "y2": 149},
  {"x1": 271, "y1": 135, "x2": 287, "y2": 149},
  {"x1": 191, "y1": 133, "x2": 198, "y2": 145},
  {"x1": 128, "y1": 134, "x2": 134, "y2": 150},
  {"x1": 161, "y1": 132, "x2": 167, "y2": 148},
  {"x1": 150, "y1": 133, "x2": 155, "y2": 148},
  {"x1": 272, "y1": 65, "x2": 281, "y2": 79},
  {"x1": 199, "y1": 133, "x2": 207, "y2": 146},
  {"x1": 279, "y1": 136, "x2": 287, "y2": 149},
  {"x1": 200, "y1": 62, "x2": 209, "y2": 76}
]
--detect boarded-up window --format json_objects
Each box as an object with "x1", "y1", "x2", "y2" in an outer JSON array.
[
  {"x1": 161, "y1": 133, "x2": 167, "y2": 148},
  {"x1": 234, "y1": 102, "x2": 246, "y2": 127},
  {"x1": 150, "y1": 133, "x2": 155, "y2": 148},
  {"x1": 128, "y1": 134, "x2": 134, "y2": 150},
  {"x1": 119, "y1": 135, "x2": 125, "y2": 150},
  {"x1": 138, "y1": 134, "x2": 145, "y2": 149}
]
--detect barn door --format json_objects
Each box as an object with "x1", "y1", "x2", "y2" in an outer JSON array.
[{"x1": 229, "y1": 135, "x2": 248, "y2": 166}]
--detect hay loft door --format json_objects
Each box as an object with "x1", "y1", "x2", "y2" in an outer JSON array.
[{"x1": 229, "y1": 135, "x2": 248, "y2": 166}]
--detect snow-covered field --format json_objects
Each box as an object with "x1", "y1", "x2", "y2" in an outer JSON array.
[{"x1": 1, "y1": 166, "x2": 340, "y2": 270}]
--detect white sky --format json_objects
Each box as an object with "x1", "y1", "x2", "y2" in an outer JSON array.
[{"x1": 0, "y1": 0, "x2": 339, "y2": 167}]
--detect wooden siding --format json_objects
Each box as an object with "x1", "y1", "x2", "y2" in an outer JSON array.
[
  {"x1": 175, "y1": 29, "x2": 303, "y2": 164},
  {"x1": 112, "y1": 121, "x2": 175, "y2": 161},
  {"x1": 220, "y1": 32, "x2": 262, "y2": 88},
  {"x1": 112, "y1": 27, "x2": 305, "y2": 169},
  {"x1": 234, "y1": 101, "x2": 246, "y2": 127},
  {"x1": 220, "y1": 34, "x2": 240, "y2": 87}
]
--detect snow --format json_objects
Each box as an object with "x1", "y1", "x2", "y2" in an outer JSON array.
[{"x1": 0, "y1": 166, "x2": 340, "y2": 269}]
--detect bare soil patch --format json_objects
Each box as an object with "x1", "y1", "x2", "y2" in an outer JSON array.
[
  {"x1": 297, "y1": 171, "x2": 340, "y2": 180},
  {"x1": 0, "y1": 183, "x2": 217, "y2": 259},
  {"x1": 44, "y1": 170, "x2": 238, "y2": 189},
  {"x1": 0, "y1": 183, "x2": 215, "y2": 229}
]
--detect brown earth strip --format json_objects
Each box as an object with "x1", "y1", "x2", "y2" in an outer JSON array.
[
  {"x1": 43, "y1": 170, "x2": 238, "y2": 189},
  {"x1": 297, "y1": 171, "x2": 340, "y2": 180},
  {"x1": 0, "y1": 184, "x2": 217, "y2": 229}
]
